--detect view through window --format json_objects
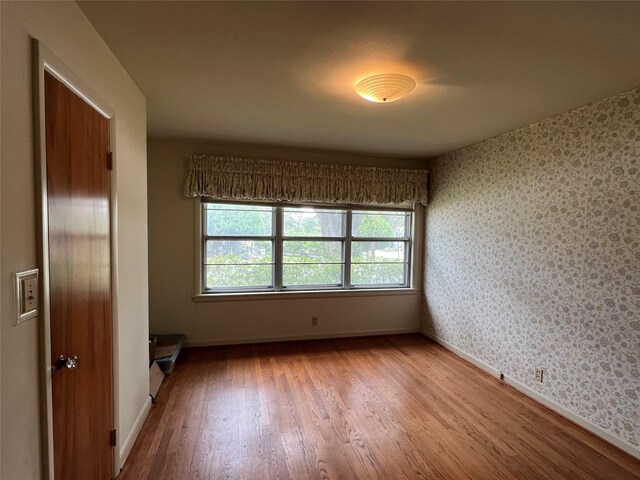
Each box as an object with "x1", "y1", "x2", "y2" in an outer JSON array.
[{"x1": 202, "y1": 202, "x2": 412, "y2": 292}]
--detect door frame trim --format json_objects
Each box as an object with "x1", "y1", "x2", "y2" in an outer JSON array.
[{"x1": 32, "y1": 39, "x2": 120, "y2": 480}]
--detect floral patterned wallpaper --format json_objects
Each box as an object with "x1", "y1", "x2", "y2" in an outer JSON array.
[{"x1": 423, "y1": 87, "x2": 640, "y2": 449}]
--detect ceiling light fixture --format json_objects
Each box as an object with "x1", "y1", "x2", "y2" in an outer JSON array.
[{"x1": 355, "y1": 73, "x2": 416, "y2": 103}]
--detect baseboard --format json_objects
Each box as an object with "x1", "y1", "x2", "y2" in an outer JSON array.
[
  {"x1": 118, "y1": 396, "x2": 152, "y2": 470},
  {"x1": 421, "y1": 329, "x2": 640, "y2": 461},
  {"x1": 185, "y1": 327, "x2": 421, "y2": 348}
]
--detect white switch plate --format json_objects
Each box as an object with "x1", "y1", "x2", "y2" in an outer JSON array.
[{"x1": 15, "y1": 269, "x2": 39, "y2": 324}]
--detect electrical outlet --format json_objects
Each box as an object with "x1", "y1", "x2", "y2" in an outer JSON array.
[
  {"x1": 311, "y1": 316, "x2": 318, "y2": 327},
  {"x1": 535, "y1": 368, "x2": 544, "y2": 383}
]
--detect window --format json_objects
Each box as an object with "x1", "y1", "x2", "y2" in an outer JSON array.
[
  {"x1": 282, "y1": 207, "x2": 345, "y2": 288},
  {"x1": 351, "y1": 210, "x2": 411, "y2": 286},
  {"x1": 203, "y1": 203, "x2": 274, "y2": 290},
  {"x1": 201, "y1": 201, "x2": 412, "y2": 293}
]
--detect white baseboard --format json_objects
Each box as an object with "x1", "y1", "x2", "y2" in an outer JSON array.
[
  {"x1": 421, "y1": 329, "x2": 640, "y2": 461},
  {"x1": 185, "y1": 327, "x2": 421, "y2": 348},
  {"x1": 118, "y1": 396, "x2": 152, "y2": 470}
]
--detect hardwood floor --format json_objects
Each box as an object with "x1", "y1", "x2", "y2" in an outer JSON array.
[{"x1": 118, "y1": 334, "x2": 640, "y2": 480}]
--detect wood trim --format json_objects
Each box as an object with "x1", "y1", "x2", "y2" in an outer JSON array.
[{"x1": 421, "y1": 329, "x2": 640, "y2": 461}]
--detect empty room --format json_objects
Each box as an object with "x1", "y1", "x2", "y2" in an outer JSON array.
[{"x1": 1, "y1": 1, "x2": 639, "y2": 479}]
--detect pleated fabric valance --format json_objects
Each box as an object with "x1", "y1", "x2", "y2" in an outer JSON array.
[{"x1": 184, "y1": 154, "x2": 429, "y2": 206}]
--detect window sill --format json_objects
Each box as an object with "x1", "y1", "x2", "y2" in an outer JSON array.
[{"x1": 193, "y1": 288, "x2": 419, "y2": 303}]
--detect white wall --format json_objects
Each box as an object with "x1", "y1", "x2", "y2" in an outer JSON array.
[
  {"x1": 148, "y1": 139, "x2": 425, "y2": 345},
  {"x1": 1, "y1": 2, "x2": 149, "y2": 478}
]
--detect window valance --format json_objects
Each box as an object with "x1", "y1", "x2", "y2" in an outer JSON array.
[{"x1": 184, "y1": 154, "x2": 429, "y2": 206}]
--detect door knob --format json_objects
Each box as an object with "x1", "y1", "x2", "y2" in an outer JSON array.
[{"x1": 54, "y1": 355, "x2": 78, "y2": 371}]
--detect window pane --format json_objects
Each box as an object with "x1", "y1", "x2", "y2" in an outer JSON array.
[
  {"x1": 283, "y1": 264, "x2": 342, "y2": 287},
  {"x1": 351, "y1": 241, "x2": 406, "y2": 263},
  {"x1": 206, "y1": 240, "x2": 272, "y2": 264},
  {"x1": 283, "y1": 208, "x2": 344, "y2": 237},
  {"x1": 351, "y1": 263, "x2": 406, "y2": 286},
  {"x1": 352, "y1": 211, "x2": 408, "y2": 238},
  {"x1": 283, "y1": 241, "x2": 342, "y2": 263},
  {"x1": 205, "y1": 264, "x2": 272, "y2": 289},
  {"x1": 205, "y1": 203, "x2": 272, "y2": 236},
  {"x1": 200, "y1": 203, "x2": 412, "y2": 292}
]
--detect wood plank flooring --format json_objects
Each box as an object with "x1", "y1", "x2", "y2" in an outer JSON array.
[{"x1": 118, "y1": 334, "x2": 640, "y2": 480}]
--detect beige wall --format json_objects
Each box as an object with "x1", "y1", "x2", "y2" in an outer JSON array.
[
  {"x1": 424, "y1": 87, "x2": 640, "y2": 455},
  {"x1": 1, "y1": 2, "x2": 149, "y2": 477},
  {"x1": 148, "y1": 139, "x2": 426, "y2": 345}
]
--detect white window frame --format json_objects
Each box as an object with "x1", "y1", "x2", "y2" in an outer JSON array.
[
  {"x1": 195, "y1": 199, "x2": 414, "y2": 296},
  {"x1": 280, "y1": 205, "x2": 347, "y2": 291},
  {"x1": 201, "y1": 203, "x2": 276, "y2": 292}
]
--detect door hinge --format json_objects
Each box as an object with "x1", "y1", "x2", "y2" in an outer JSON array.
[
  {"x1": 107, "y1": 151, "x2": 113, "y2": 171},
  {"x1": 110, "y1": 429, "x2": 117, "y2": 447}
]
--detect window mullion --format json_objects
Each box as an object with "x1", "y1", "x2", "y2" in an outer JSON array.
[
  {"x1": 204, "y1": 235, "x2": 275, "y2": 241},
  {"x1": 274, "y1": 206, "x2": 283, "y2": 291},
  {"x1": 344, "y1": 210, "x2": 352, "y2": 289},
  {"x1": 349, "y1": 236, "x2": 409, "y2": 242}
]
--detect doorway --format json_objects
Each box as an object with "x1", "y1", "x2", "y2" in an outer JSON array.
[{"x1": 35, "y1": 43, "x2": 117, "y2": 480}]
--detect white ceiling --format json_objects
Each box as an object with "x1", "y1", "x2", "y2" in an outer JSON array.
[{"x1": 78, "y1": 1, "x2": 640, "y2": 158}]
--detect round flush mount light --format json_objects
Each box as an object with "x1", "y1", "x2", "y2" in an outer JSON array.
[{"x1": 355, "y1": 73, "x2": 416, "y2": 103}]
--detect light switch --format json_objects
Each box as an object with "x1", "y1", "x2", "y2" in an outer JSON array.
[
  {"x1": 15, "y1": 269, "x2": 39, "y2": 324},
  {"x1": 22, "y1": 277, "x2": 38, "y2": 311}
]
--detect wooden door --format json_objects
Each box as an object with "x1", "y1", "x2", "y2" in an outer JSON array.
[{"x1": 45, "y1": 71, "x2": 114, "y2": 480}]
